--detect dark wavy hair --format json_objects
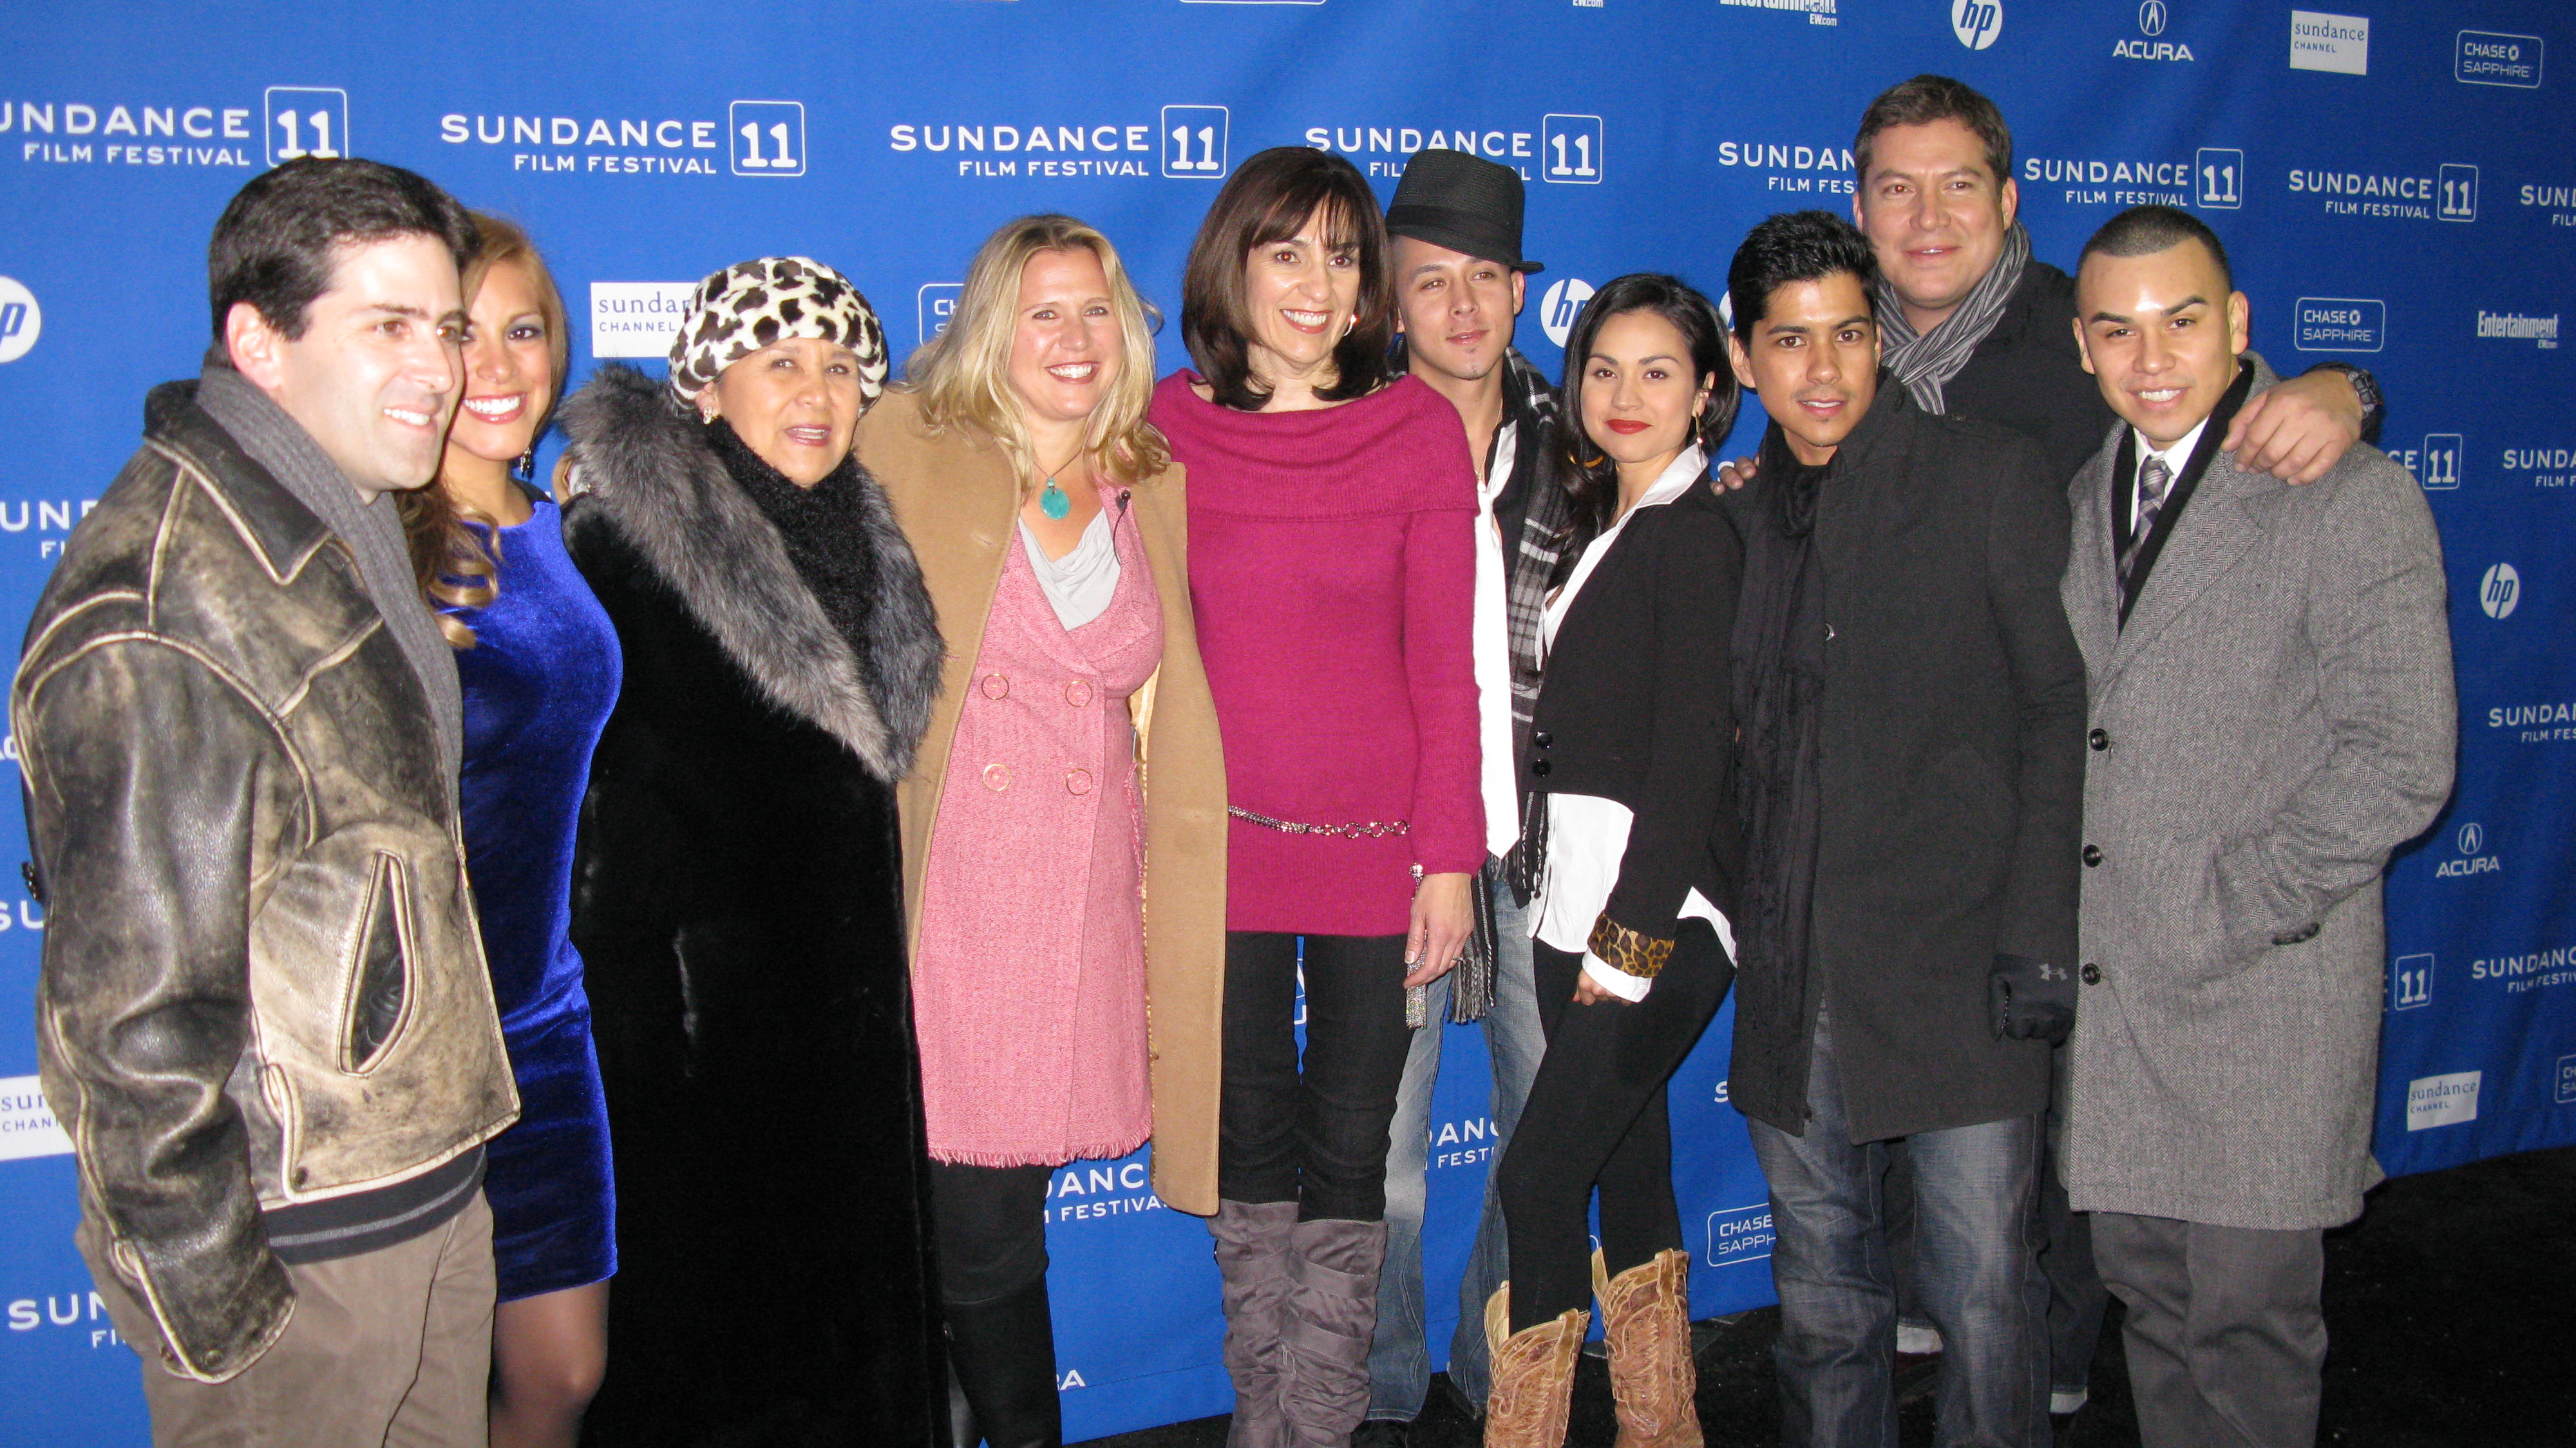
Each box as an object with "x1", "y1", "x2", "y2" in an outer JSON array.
[
  {"x1": 1180, "y1": 146, "x2": 1394, "y2": 410},
  {"x1": 205, "y1": 156, "x2": 477, "y2": 363},
  {"x1": 1728, "y1": 210, "x2": 1881, "y2": 344},
  {"x1": 1552, "y1": 273, "x2": 1739, "y2": 571},
  {"x1": 1853, "y1": 73, "x2": 2014, "y2": 187}
]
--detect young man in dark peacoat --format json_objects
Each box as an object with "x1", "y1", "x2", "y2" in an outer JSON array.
[{"x1": 1719, "y1": 211, "x2": 2086, "y2": 1448}]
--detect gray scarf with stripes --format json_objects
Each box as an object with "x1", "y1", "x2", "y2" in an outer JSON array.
[{"x1": 1873, "y1": 222, "x2": 2031, "y2": 415}]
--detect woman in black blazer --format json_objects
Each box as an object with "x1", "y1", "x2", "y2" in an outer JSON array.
[{"x1": 1482, "y1": 274, "x2": 1745, "y2": 1447}]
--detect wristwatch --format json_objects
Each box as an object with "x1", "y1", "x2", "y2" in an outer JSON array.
[{"x1": 2306, "y1": 361, "x2": 2383, "y2": 443}]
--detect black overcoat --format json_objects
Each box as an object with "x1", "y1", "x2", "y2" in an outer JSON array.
[
  {"x1": 1943, "y1": 260, "x2": 2118, "y2": 485},
  {"x1": 558, "y1": 366, "x2": 949, "y2": 1447},
  {"x1": 1723, "y1": 385, "x2": 2087, "y2": 1144}
]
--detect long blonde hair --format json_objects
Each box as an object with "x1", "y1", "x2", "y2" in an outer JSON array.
[
  {"x1": 398, "y1": 212, "x2": 572, "y2": 647},
  {"x1": 902, "y1": 214, "x2": 1170, "y2": 488}
]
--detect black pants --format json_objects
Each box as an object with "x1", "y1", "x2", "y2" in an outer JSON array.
[
  {"x1": 1219, "y1": 931, "x2": 1415, "y2": 1222},
  {"x1": 929, "y1": 1160, "x2": 1052, "y2": 1306},
  {"x1": 1497, "y1": 921, "x2": 1733, "y2": 1329}
]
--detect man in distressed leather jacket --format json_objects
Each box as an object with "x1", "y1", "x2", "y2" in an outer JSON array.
[{"x1": 13, "y1": 158, "x2": 518, "y2": 1442}]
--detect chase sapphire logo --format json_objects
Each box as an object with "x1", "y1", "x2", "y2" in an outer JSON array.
[
  {"x1": 262, "y1": 86, "x2": 346, "y2": 167},
  {"x1": 2557, "y1": 1054, "x2": 2576, "y2": 1105},
  {"x1": 917, "y1": 283, "x2": 961, "y2": 348},
  {"x1": 728, "y1": 100, "x2": 804, "y2": 176},
  {"x1": 1541, "y1": 114, "x2": 1602, "y2": 184},
  {"x1": 2293, "y1": 297, "x2": 2383, "y2": 352},
  {"x1": 1705, "y1": 1201, "x2": 1775, "y2": 1268},
  {"x1": 1952, "y1": 0, "x2": 2002, "y2": 50},
  {"x1": 2457, "y1": 32, "x2": 2543, "y2": 89},
  {"x1": 1161, "y1": 105, "x2": 1229, "y2": 179}
]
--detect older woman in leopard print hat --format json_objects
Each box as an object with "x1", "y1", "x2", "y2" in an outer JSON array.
[{"x1": 554, "y1": 256, "x2": 950, "y2": 1445}]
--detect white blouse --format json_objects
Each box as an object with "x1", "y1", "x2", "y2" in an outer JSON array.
[
  {"x1": 1530, "y1": 445, "x2": 1736, "y2": 1002},
  {"x1": 1018, "y1": 505, "x2": 1122, "y2": 631}
]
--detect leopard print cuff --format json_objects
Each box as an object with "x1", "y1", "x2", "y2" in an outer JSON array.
[{"x1": 1587, "y1": 915, "x2": 1674, "y2": 980}]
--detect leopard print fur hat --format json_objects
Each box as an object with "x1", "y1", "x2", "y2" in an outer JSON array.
[{"x1": 667, "y1": 256, "x2": 889, "y2": 406}]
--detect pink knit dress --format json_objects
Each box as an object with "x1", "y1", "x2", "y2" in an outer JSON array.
[{"x1": 911, "y1": 491, "x2": 1164, "y2": 1167}]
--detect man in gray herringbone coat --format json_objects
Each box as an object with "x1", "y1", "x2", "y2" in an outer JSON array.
[{"x1": 2059, "y1": 206, "x2": 2456, "y2": 1448}]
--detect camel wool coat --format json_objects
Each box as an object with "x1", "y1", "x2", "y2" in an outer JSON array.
[{"x1": 864, "y1": 390, "x2": 1227, "y2": 1215}]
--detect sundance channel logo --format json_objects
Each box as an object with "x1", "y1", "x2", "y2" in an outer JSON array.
[
  {"x1": 2404, "y1": 1070, "x2": 2479, "y2": 1131},
  {"x1": 0, "y1": 1074, "x2": 71, "y2": 1163}
]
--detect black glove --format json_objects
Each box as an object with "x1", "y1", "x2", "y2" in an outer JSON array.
[{"x1": 1989, "y1": 951, "x2": 2075, "y2": 1045}]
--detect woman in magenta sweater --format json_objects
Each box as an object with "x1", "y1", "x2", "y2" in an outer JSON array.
[{"x1": 1148, "y1": 146, "x2": 1482, "y2": 1447}]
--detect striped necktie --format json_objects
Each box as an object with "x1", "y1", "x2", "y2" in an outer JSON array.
[{"x1": 2121, "y1": 454, "x2": 2173, "y2": 583}]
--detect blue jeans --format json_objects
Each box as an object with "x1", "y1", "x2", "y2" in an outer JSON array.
[
  {"x1": 1748, "y1": 1007, "x2": 2049, "y2": 1448},
  {"x1": 1364, "y1": 873, "x2": 1544, "y2": 1420}
]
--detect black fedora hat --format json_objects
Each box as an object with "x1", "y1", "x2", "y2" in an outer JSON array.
[{"x1": 1385, "y1": 148, "x2": 1544, "y2": 274}]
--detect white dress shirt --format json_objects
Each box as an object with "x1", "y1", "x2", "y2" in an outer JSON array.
[
  {"x1": 1472, "y1": 416, "x2": 1521, "y2": 860},
  {"x1": 1528, "y1": 446, "x2": 1736, "y2": 1002},
  {"x1": 2127, "y1": 417, "x2": 2208, "y2": 544}
]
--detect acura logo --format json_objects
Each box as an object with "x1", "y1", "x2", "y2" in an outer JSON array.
[
  {"x1": 2139, "y1": 0, "x2": 2168, "y2": 36},
  {"x1": 2457, "y1": 822, "x2": 2483, "y2": 855}
]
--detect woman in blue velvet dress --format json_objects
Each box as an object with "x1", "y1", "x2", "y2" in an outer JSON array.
[{"x1": 399, "y1": 214, "x2": 620, "y2": 1448}]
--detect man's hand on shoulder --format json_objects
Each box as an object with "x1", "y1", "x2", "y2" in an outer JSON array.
[
  {"x1": 2224, "y1": 368, "x2": 2365, "y2": 486},
  {"x1": 1709, "y1": 453, "x2": 1759, "y2": 494}
]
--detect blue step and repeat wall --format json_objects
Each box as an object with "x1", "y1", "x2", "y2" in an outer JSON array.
[{"x1": 0, "y1": 1, "x2": 2569, "y2": 1441}]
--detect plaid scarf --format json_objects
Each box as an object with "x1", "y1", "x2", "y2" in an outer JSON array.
[
  {"x1": 1499, "y1": 347, "x2": 1567, "y2": 743},
  {"x1": 1873, "y1": 221, "x2": 2031, "y2": 414}
]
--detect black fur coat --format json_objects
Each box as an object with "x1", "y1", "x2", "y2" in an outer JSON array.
[{"x1": 558, "y1": 365, "x2": 948, "y2": 1447}]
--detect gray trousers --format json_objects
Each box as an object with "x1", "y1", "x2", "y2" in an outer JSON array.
[
  {"x1": 82, "y1": 1192, "x2": 497, "y2": 1448},
  {"x1": 2090, "y1": 1212, "x2": 2325, "y2": 1448}
]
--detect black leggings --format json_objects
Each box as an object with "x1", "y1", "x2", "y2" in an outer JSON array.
[
  {"x1": 1496, "y1": 920, "x2": 1734, "y2": 1329},
  {"x1": 928, "y1": 1159, "x2": 1052, "y2": 1306},
  {"x1": 1218, "y1": 931, "x2": 1416, "y2": 1222}
]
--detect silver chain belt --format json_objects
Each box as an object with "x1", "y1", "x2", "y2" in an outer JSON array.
[{"x1": 1227, "y1": 805, "x2": 1411, "y2": 839}]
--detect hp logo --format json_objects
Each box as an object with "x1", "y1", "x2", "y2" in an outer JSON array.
[
  {"x1": 2457, "y1": 822, "x2": 2483, "y2": 856},
  {"x1": 2479, "y1": 562, "x2": 2520, "y2": 619},
  {"x1": 0, "y1": 276, "x2": 41, "y2": 364},
  {"x1": 1952, "y1": 0, "x2": 2002, "y2": 50},
  {"x1": 1540, "y1": 278, "x2": 1595, "y2": 348},
  {"x1": 2139, "y1": 1, "x2": 2167, "y2": 36}
]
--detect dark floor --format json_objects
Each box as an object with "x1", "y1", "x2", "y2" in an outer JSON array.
[{"x1": 1090, "y1": 1145, "x2": 2576, "y2": 1447}]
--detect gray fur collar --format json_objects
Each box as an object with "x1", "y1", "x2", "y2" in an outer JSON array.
[{"x1": 558, "y1": 363, "x2": 942, "y2": 781}]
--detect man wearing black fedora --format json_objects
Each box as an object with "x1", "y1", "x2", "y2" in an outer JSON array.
[{"x1": 1361, "y1": 145, "x2": 1564, "y2": 1443}]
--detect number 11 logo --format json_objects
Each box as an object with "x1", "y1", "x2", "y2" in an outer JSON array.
[
  {"x1": 1161, "y1": 106, "x2": 1229, "y2": 180},
  {"x1": 1542, "y1": 115, "x2": 1603, "y2": 186},
  {"x1": 2438, "y1": 164, "x2": 2478, "y2": 222},
  {"x1": 2193, "y1": 147, "x2": 2243, "y2": 209},
  {"x1": 2391, "y1": 953, "x2": 2433, "y2": 1011},
  {"x1": 730, "y1": 101, "x2": 806, "y2": 178},
  {"x1": 264, "y1": 87, "x2": 348, "y2": 168}
]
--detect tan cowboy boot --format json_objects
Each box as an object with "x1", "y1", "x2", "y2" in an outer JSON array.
[
  {"x1": 1482, "y1": 1284, "x2": 1587, "y2": 1448},
  {"x1": 1592, "y1": 1248, "x2": 1703, "y2": 1448}
]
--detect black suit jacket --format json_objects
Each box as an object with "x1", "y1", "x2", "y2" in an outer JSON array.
[
  {"x1": 1721, "y1": 386, "x2": 2088, "y2": 1143},
  {"x1": 1521, "y1": 477, "x2": 1745, "y2": 941},
  {"x1": 1944, "y1": 260, "x2": 2117, "y2": 486}
]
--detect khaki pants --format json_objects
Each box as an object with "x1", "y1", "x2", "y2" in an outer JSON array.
[{"x1": 80, "y1": 1190, "x2": 496, "y2": 1448}]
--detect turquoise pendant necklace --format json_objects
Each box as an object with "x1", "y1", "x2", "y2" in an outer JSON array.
[{"x1": 1037, "y1": 449, "x2": 1079, "y2": 521}]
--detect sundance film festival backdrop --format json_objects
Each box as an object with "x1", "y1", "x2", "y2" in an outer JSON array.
[{"x1": 0, "y1": 1, "x2": 2570, "y2": 1441}]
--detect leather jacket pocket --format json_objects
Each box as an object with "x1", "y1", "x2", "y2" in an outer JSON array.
[{"x1": 341, "y1": 851, "x2": 417, "y2": 1074}]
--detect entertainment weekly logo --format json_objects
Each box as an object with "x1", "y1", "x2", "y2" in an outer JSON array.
[
  {"x1": 439, "y1": 100, "x2": 804, "y2": 178},
  {"x1": 1718, "y1": 0, "x2": 1837, "y2": 28},
  {"x1": 2477, "y1": 310, "x2": 2560, "y2": 349}
]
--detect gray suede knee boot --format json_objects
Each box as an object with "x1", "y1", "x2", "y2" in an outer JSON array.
[
  {"x1": 1211, "y1": 1199, "x2": 1302, "y2": 1448},
  {"x1": 1279, "y1": 1217, "x2": 1388, "y2": 1447}
]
